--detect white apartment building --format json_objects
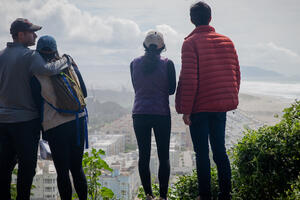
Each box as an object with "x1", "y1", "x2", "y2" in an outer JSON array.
[
  {"x1": 148, "y1": 136, "x2": 181, "y2": 180},
  {"x1": 12, "y1": 160, "x2": 59, "y2": 200},
  {"x1": 100, "y1": 152, "x2": 140, "y2": 200},
  {"x1": 32, "y1": 161, "x2": 59, "y2": 200},
  {"x1": 89, "y1": 134, "x2": 126, "y2": 157},
  {"x1": 100, "y1": 114, "x2": 137, "y2": 147}
]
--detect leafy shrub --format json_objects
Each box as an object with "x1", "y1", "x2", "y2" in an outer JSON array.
[
  {"x1": 73, "y1": 148, "x2": 114, "y2": 200},
  {"x1": 231, "y1": 100, "x2": 300, "y2": 199},
  {"x1": 173, "y1": 168, "x2": 219, "y2": 200},
  {"x1": 137, "y1": 182, "x2": 175, "y2": 200},
  {"x1": 277, "y1": 175, "x2": 300, "y2": 200},
  {"x1": 137, "y1": 168, "x2": 219, "y2": 200}
]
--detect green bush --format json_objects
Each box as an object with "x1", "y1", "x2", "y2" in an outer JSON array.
[
  {"x1": 231, "y1": 100, "x2": 300, "y2": 199},
  {"x1": 137, "y1": 168, "x2": 219, "y2": 200},
  {"x1": 173, "y1": 168, "x2": 219, "y2": 200},
  {"x1": 73, "y1": 148, "x2": 114, "y2": 200},
  {"x1": 277, "y1": 175, "x2": 300, "y2": 200}
]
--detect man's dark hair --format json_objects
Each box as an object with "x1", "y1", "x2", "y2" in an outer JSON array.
[
  {"x1": 12, "y1": 33, "x2": 18, "y2": 40},
  {"x1": 190, "y1": 1, "x2": 211, "y2": 26},
  {"x1": 38, "y1": 47, "x2": 60, "y2": 62}
]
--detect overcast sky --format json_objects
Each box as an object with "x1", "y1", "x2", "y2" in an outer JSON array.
[{"x1": 1, "y1": 0, "x2": 300, "y2": 80}]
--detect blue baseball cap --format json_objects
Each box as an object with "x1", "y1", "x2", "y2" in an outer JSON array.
[{"x1": 36, "y1": 35, "x2": 57, "y2": 52}]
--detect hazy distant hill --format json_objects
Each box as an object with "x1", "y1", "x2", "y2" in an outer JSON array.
[
  {"x1": 240, "y1": 66, "x2": 299, "y2": 82},
  {"x1": 88, "y1": 88, "x2": 134, "y2": 108},
  {"x1": 175, "y1": 65, "x2": 298, "y2": 82},
  {"x1": 241, "y1": 66, "x2": 282, "y2": 79},
  {"x1": 86, "y1": 97, "x2": 130, "y2": 132}
]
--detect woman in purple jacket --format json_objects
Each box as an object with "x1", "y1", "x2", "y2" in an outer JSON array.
[{"x1": 130, "y1": 31, "x2": 176, "y2": 200}]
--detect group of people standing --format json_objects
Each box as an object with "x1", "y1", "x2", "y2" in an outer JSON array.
[{"x1": 0, "y1": 1, "x2": 240, "y2": 200}]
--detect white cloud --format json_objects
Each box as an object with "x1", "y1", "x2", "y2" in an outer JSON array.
[
  {"x1": 0, "y1": 0, "x2": 183, "y2": 62},
  {"x1": 267, "y1": 42, "x2": 298, "y2": 58},
  {"x1": 154, "y1": 24, "x2": 184, "y2": 63},
  {"x1": 238, "y1": 42, "x2": 300, "y2": 76},
  {"x1": 2, "y1": 0, "x2": 141, "y2": 45}
]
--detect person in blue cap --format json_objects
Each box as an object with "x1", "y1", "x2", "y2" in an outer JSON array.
[
  {"x1": 31, "y1": 35, "x2": 88, "y2": 200},
  {"x1": 0, "y1": 18, "x2": 70, "y2": 200}
]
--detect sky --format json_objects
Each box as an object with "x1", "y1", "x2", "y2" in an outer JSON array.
[{"x1": 1, "y1": 0, "x2": 300, "y2": 89}]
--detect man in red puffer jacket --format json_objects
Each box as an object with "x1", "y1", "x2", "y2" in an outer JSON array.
[{"x1": 175, "y1": 2, "x2": 240, "y2": 200}]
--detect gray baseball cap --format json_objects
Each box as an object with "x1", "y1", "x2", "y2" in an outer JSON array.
[{"x1": 143, "y1": 30, "x2": 165, "y2": 49}]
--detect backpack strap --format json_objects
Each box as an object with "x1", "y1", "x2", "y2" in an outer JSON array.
[
  {"x1": 40, "y1": 100, "x2": 44, "y2": 123},
  {"x1": 62, "y1": 74, "x2": 89, "y2": 149},
  {"x1": 75, "y1": 109, "x2": 89, "y2": 149},
  {"x1": 84, "y1": 107, "x2": 89, "y2": 149}
]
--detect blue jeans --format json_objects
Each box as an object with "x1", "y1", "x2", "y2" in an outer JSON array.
[{"x1": 189, "y1": 112, "x2": 231, "y2": 200}]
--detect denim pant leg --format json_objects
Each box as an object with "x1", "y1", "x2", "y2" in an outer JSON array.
[
  {"x1": 190, "y1": 113, "x2": 211, "y2": 197},
  {"x1": 209, "y1": 112, "x2": 231, "y2": 199}
]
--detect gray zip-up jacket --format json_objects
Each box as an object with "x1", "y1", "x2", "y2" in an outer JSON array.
[{"x1": 0, "y1": 42, "x2": 69, "y2": 123}]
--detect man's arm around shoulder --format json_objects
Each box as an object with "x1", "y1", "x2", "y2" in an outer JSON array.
[{"x1": 29, "y1": 51, "x2": 69, "y2": 76}]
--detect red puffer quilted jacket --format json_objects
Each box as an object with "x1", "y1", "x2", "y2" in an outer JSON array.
[{"x1": 175, "y1": 25, "x2": 240, "y2": 114}]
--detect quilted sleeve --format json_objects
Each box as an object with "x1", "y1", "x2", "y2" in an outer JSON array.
[{"x1": 175, "y1": 40, "x2": 198, "y2": 114}]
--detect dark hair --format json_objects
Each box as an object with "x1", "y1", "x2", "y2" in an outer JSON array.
[
  {"x1": 12, "y1": 33, "x2": 18, "y2": 40},
  {"x1": 141, "y1": 44, "x2": 164, "y2": 74},
  {"x1": 38, "y1": 47, "x2": 60, "y2": 62},
  {"x1": 190, "y1": 1, "x2": 211, "y2": 26}
]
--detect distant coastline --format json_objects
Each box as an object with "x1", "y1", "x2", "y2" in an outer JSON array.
[
  {"x1": 240, "y1": 81, "x2": 300, "y2": 100},
  {"x1": 81, "y1": 64, "x2": 300, "y2": 100}
]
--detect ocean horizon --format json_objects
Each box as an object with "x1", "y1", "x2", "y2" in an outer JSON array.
[{"x1": 240, "y1": 81, "x2": 300, "y2": 100}]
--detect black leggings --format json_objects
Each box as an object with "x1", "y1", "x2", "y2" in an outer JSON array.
[
  {"x1": 44, "y1": 118, "x2": 87, "y2": 200},
  {"x1": 132, "y1": 114, "x2": 171, "y2": 199}
]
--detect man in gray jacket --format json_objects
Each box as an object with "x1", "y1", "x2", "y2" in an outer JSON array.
[{"x1": 0, "y1": 18, "x2": 69, "y2": 200}]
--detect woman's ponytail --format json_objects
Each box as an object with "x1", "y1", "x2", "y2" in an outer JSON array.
[{"x1": 141, "y1": 44, "x2": 164, "y2": 74}]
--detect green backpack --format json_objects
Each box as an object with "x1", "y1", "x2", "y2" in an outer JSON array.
[{"x1": 50, "y1": 60, "x2": 86, "y2": 115}]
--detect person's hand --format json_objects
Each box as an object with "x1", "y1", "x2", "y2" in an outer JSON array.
[
  {"x1": 62, "y1": 54, "x2": 72, "y2": 65},
  {"x1": 63, "y1": 54, "x2": 78, "y2": 68},
  {"x1": 183, "y1": 114, "x2": 191, "y2": 126}
]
